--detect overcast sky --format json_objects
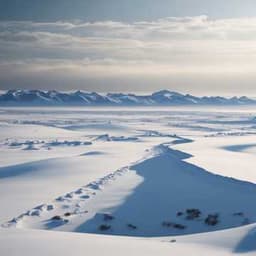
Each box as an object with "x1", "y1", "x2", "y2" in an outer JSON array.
[{"x1": 1, "y1": 0, "x2": 256, "y2": 95}]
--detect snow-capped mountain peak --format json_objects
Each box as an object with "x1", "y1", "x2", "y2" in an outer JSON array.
[{"x1": 0, "y1": 89, "x2": 255, "y2": 106}]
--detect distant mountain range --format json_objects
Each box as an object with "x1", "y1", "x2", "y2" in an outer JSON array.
[{"x1": 0, "y1": 89, "x2": 255, "y2": 106}]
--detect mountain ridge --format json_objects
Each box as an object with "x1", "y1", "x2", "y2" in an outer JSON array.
[{"x1": 0, "y1": 89, "x2": 255, "y2": 106}]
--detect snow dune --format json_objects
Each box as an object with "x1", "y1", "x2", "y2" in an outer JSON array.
[
  {"x1": 6, "y1": 139, "x2": 256, "y2": 238},
  {"x1": 2, "y1": 106, "x2": 256, "y2": 255},
  {"x1": 1, "y1": 219, "x2": 256, "y2": 256},
  {"x1": 0, "y1": 136, "x2": 170, "y2": 223},
  {"x1": 174, "y1": 135, "x2": 256, "y2": 184}
]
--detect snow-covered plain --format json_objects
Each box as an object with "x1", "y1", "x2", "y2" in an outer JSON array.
[{"x1": 1, "y1": 106, "x2": 256, "y2": 255}]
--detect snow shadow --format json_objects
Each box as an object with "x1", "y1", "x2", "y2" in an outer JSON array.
[
  {"x1": 223, "y1": 144, "x2": 256, "y2": 153},
  {"x1": 0, "y1": 161, "x2": 42, "y2": 179},
  {"x1": 75, "y1": 145, "x2": 256, "y2": 237},
  {"x1": 234, "y1": 227, "x2": 256, "y2": 253}
]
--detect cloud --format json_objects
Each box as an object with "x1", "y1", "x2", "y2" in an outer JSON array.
[{"x1": 1, "y1": 16, "x2": 256, "y2": 94}]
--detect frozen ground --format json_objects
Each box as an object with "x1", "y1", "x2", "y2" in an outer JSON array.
[{"x1": 1, "y1": 106, "x2": 256, "y2": 255}]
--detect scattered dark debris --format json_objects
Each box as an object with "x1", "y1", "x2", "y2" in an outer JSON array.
[
  {"x1": 63, "y1": 210, "x2": 88, "y2": 217},
  {"x1": 170, "y1": 239, "x2": 176, "y2": 243},
  {"x1": 176, "y1": 211, "x2": 183, "y2": 217},
  {"x1": 233, "y1": 212, "x2": 244, "y2": 217},
  {"x1": 173, "y1": 224, "x2": 186, "y2": 230},
  {"x1": 162, "y1": 221, "x2": 173, "y2": 227},
  {"x1": 80, "y1": 195, "x2": 90, "y2": 199},
  {"x1": 51, "y1": 215, "x2": 62, "y2": 221},
  {"x1": 162, "y1": 221, "x2": 186, "y2": 229},
  {"x1": 103, "y1": 214, "x2": 115, "y2": 221},
  {"x1": 99, "y1": 224, "x2": 111, "y2": 231},
  {"x1": 50, "y1": 215, "x2": 68, "y2": 223},
  {"x1": 205, "y1": 214, "x2": 219, "y2": 226},
  {"x1": 47, "y1": 205, "x2": 54, "y2": 211},
  {"x1": 127, "y1": 224, "x2": 137, "y2": 230},
  {"x1": 186, "y1": 209, "x2": 201, "y2": 220}
]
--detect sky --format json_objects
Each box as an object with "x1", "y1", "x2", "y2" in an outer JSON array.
[{"x1": 1, "y1": 0, "x2": 256, "y2": 96}]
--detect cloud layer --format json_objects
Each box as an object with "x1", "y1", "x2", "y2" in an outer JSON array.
[{"x1": 1, "y1": 16, "x2": 256, "y2": 95}]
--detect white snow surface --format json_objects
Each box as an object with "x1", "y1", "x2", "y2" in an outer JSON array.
[{"x1": 1, "y1": 106, "x2": 256, "y2": 255}]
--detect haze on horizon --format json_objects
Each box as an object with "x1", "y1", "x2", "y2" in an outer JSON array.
[{"x1": 1, "y1": 0, "x2": 256, "y2": 96}]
